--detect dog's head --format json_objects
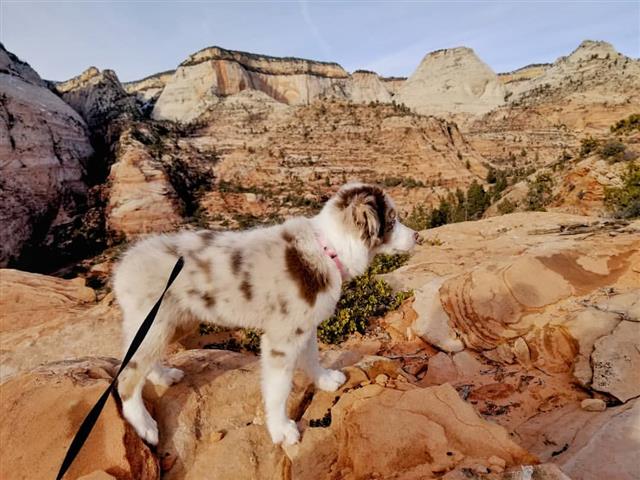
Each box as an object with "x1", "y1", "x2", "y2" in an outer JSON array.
[{"x1": 326, "y1": 183, "x2": 419, "y2": 256}]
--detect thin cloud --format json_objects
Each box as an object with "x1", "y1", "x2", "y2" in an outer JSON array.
[{"x1": 299, "y1": 0, "x2": 333, "y2": 60}]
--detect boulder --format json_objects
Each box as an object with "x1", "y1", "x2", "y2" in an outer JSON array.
[{"x1": 0, "y1": 358, "x2": 159, "y2": 480}]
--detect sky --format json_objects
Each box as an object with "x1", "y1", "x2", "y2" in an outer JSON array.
[{"x1": 1, "y1": 1, "x2": 638, "y2": 82}]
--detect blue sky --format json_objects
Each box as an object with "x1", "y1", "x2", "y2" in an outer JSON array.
[{"x1": 1, "y1": 1, "x2": 638, "y2": 82}]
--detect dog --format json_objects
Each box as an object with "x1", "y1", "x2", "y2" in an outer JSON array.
[{"x1": 113, "y1": 183, "x2": 419, "y2": 446}]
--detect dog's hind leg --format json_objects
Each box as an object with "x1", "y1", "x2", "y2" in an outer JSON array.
[
  {"x1": 117, "y1": 303, "x2": 177, "y2": 446},
  {"x1": 299, "y1": 330, "x2": 346, "y2": 392},
  {"x1": 260, "y1": 334, "x2": 304, "y2": 445}
]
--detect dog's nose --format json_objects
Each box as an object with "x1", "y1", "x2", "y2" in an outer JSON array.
[{"x1": 414, "y1": 231, "x2": 423, "y2": 245}]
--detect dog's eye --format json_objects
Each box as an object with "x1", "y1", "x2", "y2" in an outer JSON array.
[{"x1": 386, "y1": 217, "x2": 396, "y2": 232}]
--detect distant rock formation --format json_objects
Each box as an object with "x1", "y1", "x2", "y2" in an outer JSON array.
[
  {"x1": 498, "y1": 63, "x2": 551, "y2": 84},
  {"x1": 380, "y1": 76, "x2": 406, "y2": 96},
  {"x1": 347, "y1": 70, "x2": 392, "y2": 103},
  {"x1": 0, "y1": 44, "x2": 92, "y2": 268},
  {"x1": 152, "y1": 46, "x2": 350, "y2": 121},
  {"x1": 56, "y1": 67, "x2": 140, "y2": 130},
  {"x1": 55, "y1": 67, "x2": 142, "y2": 187},
  {"x1": 507, "y1": 40, "x2": 639, "y2": 103},
  {"x1": 152, "y1": 46, "x2": 394, "y2": 122},
  {"x1": 396, "y1": 47, "x2": 507, "y2": 116},
  {"x1": 123, "y1": 69, "x2": 175, "y2": 103}
]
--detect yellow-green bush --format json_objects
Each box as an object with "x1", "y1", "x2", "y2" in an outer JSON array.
[{"x1": 317, "y1": 254, "x2": 412, "y2": 344}]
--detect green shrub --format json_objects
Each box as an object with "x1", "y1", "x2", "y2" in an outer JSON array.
[
  {"x1": 580, "y1": 136, "x2": 599, "y2": 157},
  {"x1": 317, "y1": 254, "x2": 412, "y2": 344},
  {"x1": 525, "y1": 173, "x2": 554, "y2": 211},
  {"x1": 605, "y1": 162, "x2": 640, "y2": 218},
  {"x1": 404, "y1": 204, "x2": 430, "y2": 231},
  {"x1": 610, "y1": 114, "x2": 640, "y2": 134},
  {"x1": 497, "y1": 198, "x2": 517, "y2": 214},
  {"x1": 200, "y1": 326, "x2": 262, "y2": 353},
  {"x1": 380, "y1": 177, "x2": 426, "y2": 188},
  {"x1": 600, "y1": 140, "x2": 627, "y2": 161}
]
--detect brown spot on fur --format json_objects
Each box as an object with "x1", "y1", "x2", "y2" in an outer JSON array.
[
  {"x1": 190, "y1": 253, "x2": 213, "y2": 282},
  {"x1": 295, "y1": 328, "x2": 304, "y2": 335},
  {"x1": 282, "y1": 231, "x2": 294, "y2": 243},
  {"x1": 240, "y1": 273, "x2": 253, "y2": 301},
  {"x1": 164, "y1": 243, "x2": 179, "y2": 257},
  {"x1": 198, "y1": 230, "x2": 217, "y2": 244},
  {"x1": 271, "y1": 349, "x2": 285, "y2": 357},
  {"x1": 285, "y1": 245, "x2": 328, "y2": 306},
  {"x1": 279, "y1": 298, "x2": 289, "y2": 315},
  {"x1": 128, "y1": 361, "x2": 138, "y2": 370},
  {"x1": 201, "y1": 292, "x2": 216, "y2": 308},
  {"x1": 231, "y1": 250, "x2": 243, "y2": 275},
  {"x1": 187, "y1": 288, "x2": 199, "y2": 296}
]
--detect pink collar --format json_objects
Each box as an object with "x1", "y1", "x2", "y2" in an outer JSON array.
[{"x1": 316, "y1": 232, "x2": 348, "y2": 280}]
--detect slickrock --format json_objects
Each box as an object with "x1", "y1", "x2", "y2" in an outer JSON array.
[
  {"x1": 516, "y1": 400, "x2": 639, "y2": 480},
  {"x1": 0, "y1": 358, "x2": 159, "y2": 480},
  {"x1": 396, "y1": 47, "x2": 506, "y2": 117},
  {"x1": 0, "y1": 44, "x2": 92, "y2": 267},
  {"x1": 0, "y1": 269, "x2": 121, "y2": 381},
  {"x1": 591, "y1": 320, "x2": 640, "y2": 402}
]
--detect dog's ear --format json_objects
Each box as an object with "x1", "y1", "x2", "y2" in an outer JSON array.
[{"x1": 351, "y1": 193, "x2": 380, "y2": 244}]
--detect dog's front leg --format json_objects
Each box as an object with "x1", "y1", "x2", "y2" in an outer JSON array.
[
  {"x1": 299, "y1": 330, "x2": 346, "y2": 391},
  {"x1": 260, "y1": 334, "x2": 301, "y2": 445}
]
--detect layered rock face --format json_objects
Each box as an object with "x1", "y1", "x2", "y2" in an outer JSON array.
[
  {"x1": 0, "y1": 44, "x2": 92, "y2": 268},
  {"x1": 152, "y1": 46, "x2": 351, "y2": 122},
  {"x1": 105, "y1": 127, "x2": 182, "y2": 239},
  {"x1": 396, "y1": 47, "x2": 507, "y2": 117},
  {"x1": 169, "y1": 95, "x2": 485, "y2": 228}
]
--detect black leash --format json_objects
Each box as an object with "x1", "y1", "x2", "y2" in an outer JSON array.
[{"x1": 56, "y1": 256, "x2": 184, "y2": 480}]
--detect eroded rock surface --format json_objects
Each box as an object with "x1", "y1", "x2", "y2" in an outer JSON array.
[
  {"x1": 2, "y1": 212, "x2": 639, "y2": 480},
  {"x1": 0, "y1": 358, "x2": 159, "y2": 480},
  {"x1": 0, "y1": 269, "x2": 121, "y2": 381},
  {"x1": 0, "y1": 44, "x2": 92, "y2": 268}
]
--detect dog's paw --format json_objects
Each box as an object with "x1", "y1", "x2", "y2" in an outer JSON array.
[
  {"x1": 316, "y1": 368, "x2": 346, "y2": 392},
  {"x1": 123, "y1": 400, "x2": 159, "y2": 445},
  {"x1": 148, "y1": 366, "x2": 184, "y2": 387},
  {"x1": 268, "y1": 419, "x2": 300, "y2": 445}
]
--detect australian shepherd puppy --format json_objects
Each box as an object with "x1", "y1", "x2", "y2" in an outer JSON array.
[{"x1": 114, "y1": 183, "x2": 419, "y2": 446}]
